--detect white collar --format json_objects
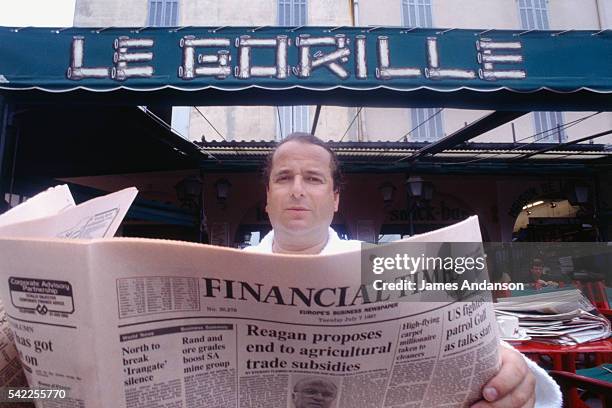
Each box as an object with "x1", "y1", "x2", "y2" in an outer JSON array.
[{"x1": 245, "y1": 227, "x2": 359, "y2": 254}]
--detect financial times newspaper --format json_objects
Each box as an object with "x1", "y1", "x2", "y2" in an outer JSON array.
[{"x1": 0, "y1": 186, "x2": 500, "y2": 408}]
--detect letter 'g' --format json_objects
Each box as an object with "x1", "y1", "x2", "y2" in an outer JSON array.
[{"x1": 372, "y1": 257, "x2": 384, "y2": 274}]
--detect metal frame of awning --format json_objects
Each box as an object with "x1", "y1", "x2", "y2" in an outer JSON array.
[
  {"x1": 397, "y1": 111, "x2": 529, "y2": 163},
  {"x1": 307, "y1": 107, "x2": 610, "y2": 168},
  {"x1": 193, "y1": 139, "x2": 611, "y2": 175}
]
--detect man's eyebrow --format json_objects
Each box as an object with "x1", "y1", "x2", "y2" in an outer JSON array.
[{"x1": 304, "y1": 169, "x2": 326, "y2": 175}]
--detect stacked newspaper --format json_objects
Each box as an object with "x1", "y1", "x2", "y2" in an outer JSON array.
[
  {"x1": 494, "y1": 289, "x2": 611, "y2": 345},
  {"x1": 0, "y1": 185, "x2": 501, "y2": 408}
]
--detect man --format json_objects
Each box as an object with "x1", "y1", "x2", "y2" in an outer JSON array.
[
  {"x1": 292, "y1": 377, "x2": 338, "y2": 408},
  {"x1": 245, "y1": 132, "x2": 360, "y2": 255},
  {"x1": 246, "y1": 133, "x2": 561, "y2": 408}
]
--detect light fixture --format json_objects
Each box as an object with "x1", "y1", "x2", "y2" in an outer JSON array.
[
  {"x1": 175, "y1": 176, "x2": 203, "y2": 209},
  {"x1": 550, "y1": 202, "x2": 557, "y2": 208},
  {"x1": 378, "y1": 182, "x2": 396, "y2": 204},
  {"x1": 406, "y1": 176, "x2": 424, "y2": 198},
  {"x1": 522, "y1": 200, "x2": 544, "y2": 210},
  {"x1": 526, "y1": 210, "x2": 532, "y2": 215},
  {"x1": 214, "y1": 179, "x2": 232, "y2": 202}
]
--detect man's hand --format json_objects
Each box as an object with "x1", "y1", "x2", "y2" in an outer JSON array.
[{"x1": 471, "y1": 345, "x2": 536, "y2": 408}]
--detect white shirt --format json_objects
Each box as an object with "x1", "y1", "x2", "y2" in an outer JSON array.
[
  {"x1": 244, "y1": 227, "x2": 362, "y2": 255},
  {"x1": 245, "y1": 228, "x2": 562, "y2": 407}
]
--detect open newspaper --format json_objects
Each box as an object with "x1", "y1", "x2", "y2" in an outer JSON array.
[
  {"x1": 0, "y1": 185, "x2": 137, "y2": 405},
  {"x1": 0, "y1": 186, "x2": 501, "y2": 408}
]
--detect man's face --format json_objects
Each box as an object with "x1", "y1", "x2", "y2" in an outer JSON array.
[
  {"x1": 531, "y1": 262, "x2": 543, "y2": 280},
  {"x1": 292, "y1": 379, "x2": 337, "y2": 408},
  {"x1": 266, "y1": 141, "x2": 339, "y2": 240}
]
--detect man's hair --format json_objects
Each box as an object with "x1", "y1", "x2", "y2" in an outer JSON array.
[{"x1": 263, "y1": 132, "x2": 342, "y2": 192}]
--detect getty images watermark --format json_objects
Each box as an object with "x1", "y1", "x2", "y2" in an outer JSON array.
[{"x1": 361, "y1": 242, "x2": 527, "y2": 302}]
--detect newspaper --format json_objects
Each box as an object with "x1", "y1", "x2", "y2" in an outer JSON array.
[
  {"x1": 0, "y1": 185, "x2": 137, "y2": 405},
  {"x1": 494, "y1": 288, "x2": 596, "y2": 314},
  {"x1": 0, "y1": 185, "x2": 75, "y2": 229},
  {"x1": 0, "y1": 187, "x2": 501, "y2": 408},
  {"x1": 495, "y1": 289, "x2": 611, "y2": 345},
  {"x1": 0, "y1": 187, "x2": 137, "y2": 239}
]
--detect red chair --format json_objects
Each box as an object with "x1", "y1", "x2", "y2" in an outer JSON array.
[
  {"x1": 573, "y1": 280, "x2": 610, "y2": 310},
  {"x1": 516, "y1": 340, "x2": 612, "y2": 407},
  {"x1": 549, "y1": 369, "x2": 612, "y2": 408}
]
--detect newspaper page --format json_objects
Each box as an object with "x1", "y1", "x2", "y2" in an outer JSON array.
[
  {"x1": 0, "y1": 185, "x2": 137, "y2": 403},
  {"x1": 0, "y1": 211, "x2": 501, "y2": 408},
  {"x1": 0, "y1": 185, "x2": 75, "y2": 229},
  {"x1": 0, "y1": 187, "x2": 137, "y2": 239}
]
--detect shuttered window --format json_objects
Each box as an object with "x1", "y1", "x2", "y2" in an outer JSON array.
[
  {"x1": 410, "y1": 108, "x2": 444, "y2": 142},
  {"x1": 401, "y1": 0, "x2": 433, "y2": 28},
  {"x1": 278, "y1": 0, "x2": 307, "y2": 26},
  {"x1": 518, "y1": 0, "x2": 549, "y2": 30},
  {"x1": 533, "y1": 111, "x2": 566, "y2": 143},
  {"x1": 519, "y1": 0, "x2": 565, "y2": 142},
  {"x1": 276, "y1": 0, "x2": 309, "y2": 139},
  {"x1": 402, "y1": 0, "x2": 443, "y2": 141},
  {"x1": 148, "y1": 0, "x2": 178, "y2": 27},
  {"x1": 276, "y1": 106, "x2": 310, "y2": 140}
]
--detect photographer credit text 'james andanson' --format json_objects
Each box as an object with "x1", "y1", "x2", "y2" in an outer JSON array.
[{"x1": 371, "y1": 253, "x2": 524, "y2": 292}]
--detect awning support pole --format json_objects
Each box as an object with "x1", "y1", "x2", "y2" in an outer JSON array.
[
  {"x1": 397, "y1": 111, "x2": 528, "y2": 163},
  {"x1": 0, "y1": 97, "x2": 9, "y2": 201},
  {"x1": 198, "y1": 168, "x2": 209, "y2": 244},
  {"x1": 311, "y1": 105, "x2": 322, "y2": 135},
  {"x1": 511, "y1": 128, "x2": 612, "y2": 161}
]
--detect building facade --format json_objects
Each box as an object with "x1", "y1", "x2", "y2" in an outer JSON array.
[
  {"x1": 73, "y1": 0, "x2": 612, "y2": 145},
  {"x1": 69, "y1": 0, "x2": 612, "y2": 246}
]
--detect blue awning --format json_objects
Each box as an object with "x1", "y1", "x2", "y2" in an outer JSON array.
[{"x1": 0, "y1": 26, "x2": 610, "y2": 110}]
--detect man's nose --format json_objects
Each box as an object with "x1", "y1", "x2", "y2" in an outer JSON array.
[{"x1": 290, "y1": 176, "x2": 306, "y2": 196}]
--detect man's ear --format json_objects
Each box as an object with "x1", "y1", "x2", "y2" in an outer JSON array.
[{"x1": 333, "y1": 192, "x2": 339, "y2": 212}]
